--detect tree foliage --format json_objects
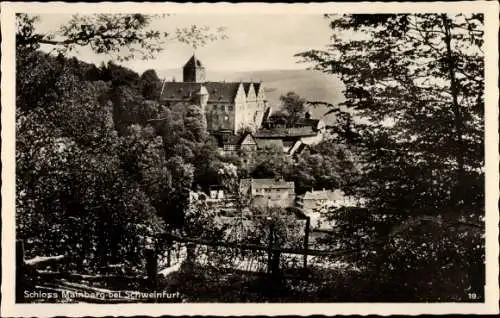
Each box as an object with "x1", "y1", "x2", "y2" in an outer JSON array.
[
  {"x1": 296, "y1": 13, "x2": 485, "y2": 300},
  {"x1": 15, "y1": 14, "x2": 230, "y2": 273},
  {"x1": 16, "y1": 13, "x2": 228, "y2": 61},
  {"x1": 279, "y1": 91, "x2": 307, "y2": 126}
]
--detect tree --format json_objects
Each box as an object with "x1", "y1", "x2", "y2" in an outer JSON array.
[
  {"x1": 16, "y1": 51, "x2": 165, "y2": 273},
  {"x1": 251, "y1": 144, "x2": 293, "y2": 179},
  {"x1": 279, "y1": 91, "x2": 307, "y2": 126},
  {"x1": 16, "y1": 13, "x2": 227, "y2": 61},
  {"x1": 140, "y1": 69, "x2": 161, "y2": 100},
  {"x1": 288, "y1": 140, "x2": 360, "y2": 194},
  {"x1": 296, "y1": 14, "x2": 484, "y2": 300}
]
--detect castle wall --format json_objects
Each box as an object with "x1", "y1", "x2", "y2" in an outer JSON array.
[{"x1": 205, "y1": 102, "x2": 236, "y2": 132}]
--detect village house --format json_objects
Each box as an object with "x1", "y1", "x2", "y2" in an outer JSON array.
[
  {"x1": 239, "y1": 177, "x2": 296, "y2": 209},
  {"x1": 296, "y1": 189, "x2": 360, "y2": 230}
]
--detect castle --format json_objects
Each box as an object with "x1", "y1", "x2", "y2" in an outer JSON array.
[{"x1": 159, "y1": 55, "x2": 269, "y2": 134}]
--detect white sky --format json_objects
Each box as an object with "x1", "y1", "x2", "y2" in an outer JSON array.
[{"x1": 34, "y1": 14, "x2": 333, "y2": 73}]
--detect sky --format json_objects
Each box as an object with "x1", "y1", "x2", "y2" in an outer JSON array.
[{"x1": 35, "y1": 14, "x2": 334, "y2": 74}]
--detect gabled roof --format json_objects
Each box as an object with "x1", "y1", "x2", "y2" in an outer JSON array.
[
  {"x1": 254, "y1": 82, "x2": 262, "y2": 94},
  {"x1": 184, "y1": 54, "x2": 204, "y2": 69},
  {"x1": 159, "y1": 82, "x2": 242, "y2": 103},
  {"x1": 242, "y1": 82, "x2": 253, "y2": 95},
  {"x1": 241, "y1": 133, "x2": 257, "y2": 145}
]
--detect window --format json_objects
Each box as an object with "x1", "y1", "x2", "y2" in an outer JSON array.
[
  {"x1": 213, "y1": 104, "x2": 218, "y2": 111},
  {"x1": 229, "y1": 105, "x2": 234, "y2": 111}
]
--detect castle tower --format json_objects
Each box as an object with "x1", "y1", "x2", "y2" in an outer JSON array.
[
  {"x1": 183, "y1": 54, "x2": 206, "y2": 83},
  {"x1": 193, "y1": 84, "x2": 209, "y2": 110}
]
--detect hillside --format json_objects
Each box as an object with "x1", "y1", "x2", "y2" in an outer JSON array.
[{"x1": 156, "y1": 68, "x2": 345, "y2": 121}]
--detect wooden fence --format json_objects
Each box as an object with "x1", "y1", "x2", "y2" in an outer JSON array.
[{"x1": 15, "y1": 216, "x2": 360, "y2": 303}]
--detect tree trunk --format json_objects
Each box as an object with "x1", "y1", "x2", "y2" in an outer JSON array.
[{"x1": 442, "y1": 14, "x2": 466, "y2": 202}]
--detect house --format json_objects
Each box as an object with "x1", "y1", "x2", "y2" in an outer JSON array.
[
  {"x1": 159, "y1": 55, "x2": 269, "y2": 134},
  {"x1": 296, "y1": 189, "x2": 360, "y2": 230},
  {"x1": 209, "y1": 185, "x2": 226, "y2": 200},
  {"x1": 253, "y1": 112, "x2": 326, "y2": 153},
  {"x1": 239, "y1": 177, "x2": 296, "y2": 208}
]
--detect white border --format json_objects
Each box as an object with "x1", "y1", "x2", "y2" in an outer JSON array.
[{"x1": 2, "y1": 2, "x2": 499, "y2": 316}]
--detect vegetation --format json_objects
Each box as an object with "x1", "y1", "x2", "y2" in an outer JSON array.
[
  {"x1": 14, "y1": 13, "x2": 485, "y2": 302},
  {"x1": 296, "y1": 13, "x2": 485, "y2": 301},
  {"x1": 15, "y1": 13, "x2": 230, "y2": 273}
]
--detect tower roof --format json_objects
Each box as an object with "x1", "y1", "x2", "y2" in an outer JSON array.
[{"x1": 183, "y1": 54, "x2": 204, "y2": 69}]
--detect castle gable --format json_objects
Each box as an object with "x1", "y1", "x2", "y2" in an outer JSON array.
[{"x1": 242, "y1": 82, "x2": 257, "y2": 100}]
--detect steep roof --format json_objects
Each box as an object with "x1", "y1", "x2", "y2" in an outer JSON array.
[
  {"x1": 159, "y1": 81, "x2": 241, "y2": 103},
  {"x1": 183, "y1": 54, "x2": 204, "y2": 69},
  {"x1": 242, "y1": 82, "x2": 252, "y2": 95},
  {"x1": 254, "y1": 82, "x2": 262, "y2": 94}
]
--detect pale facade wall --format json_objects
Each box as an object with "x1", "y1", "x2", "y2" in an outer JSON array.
[
  {"x1": 233, "y1": 84, "x2": 247, "y2": 133},
  {"x1": 255, "y1": 86, "x2": 267, "y2": 128}
]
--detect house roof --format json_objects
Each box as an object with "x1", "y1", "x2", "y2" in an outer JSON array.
[
  {"x1": 251, "y1": 178, "x2": 295, "y2": 190},
  {"x1": 295, "y1": 118, "x2": 320, "y2": 129},
  {"x1": 292, "y1": 142, "x2": 309, "y2": 155},
  {"x1": 301, "y1": 189, "x2": 347, "y2": 201},
  {"x1": 239, "y1": 178, "x2": 295, "y2": 193},
  {"x1": 254, "y1": 127, "x2": 318, "y2": 138},
  {"x1": 255, "y1": 138, "x2": 284, "y2": 149},
  {"x1": 184, "y1": 54, "x2": 204, "y2": 69},
  {"x1": 159, "y1": 82, "x2": 242, "y2": 103},
  {"x1": 283, "y1": 140, "x2": 296, "y2": 148}
]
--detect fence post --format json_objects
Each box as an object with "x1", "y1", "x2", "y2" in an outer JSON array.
[
  {"x1": 186, "y1": 242, "x2": 195, "y2": 272},
  {"x1": 303, "y1": 216, "x2": 310, "y2": 269},
  {"x1": 267, "y1": 220, "x2": 274, "y2": 274},
  {"x1": 16, "y1": 240, "x2": 25, "y2": 302},
  {"x1": 145, "y1": 247, "x2": 157, "y2": 289},
  {"x1": 271, "y1": 250, "x2": 281, "y2": 280},
  {"x1": 166, "y1": 232, "x2": 172, "y2": 268}
]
